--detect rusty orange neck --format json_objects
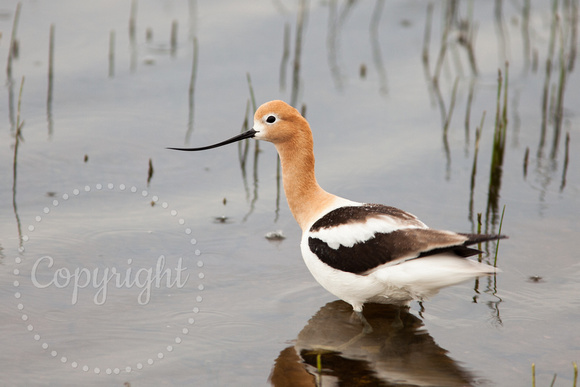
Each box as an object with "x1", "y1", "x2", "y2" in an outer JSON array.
[{"x1": 274, "y1": 131, "x2": 337, "y2": 231}]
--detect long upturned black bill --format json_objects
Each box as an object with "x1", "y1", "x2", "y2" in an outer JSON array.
[{"x1": 167, "y1": 129, "x2": 257, "y2": 151}]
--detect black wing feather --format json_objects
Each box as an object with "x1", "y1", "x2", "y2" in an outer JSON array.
[
  {"x1": 309, "y1": 209, "x2": 507, "y2": 274},
  {"x1": 308, "y1": 205, "x2": 507, "y2": 275}
]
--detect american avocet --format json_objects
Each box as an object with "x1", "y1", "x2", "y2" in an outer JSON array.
[{"x1": 169, "y1": 100, "x2": 506, "y2": 318}]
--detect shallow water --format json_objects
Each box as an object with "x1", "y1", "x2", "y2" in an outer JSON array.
[{"x1": 1, "y1": 1, "x2": 579, "y2": 386}]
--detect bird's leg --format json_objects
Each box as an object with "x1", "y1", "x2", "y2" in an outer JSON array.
[
  {"x1": 354, "y1": 310, "x2": 373, "y2": 334},
  {"x1": 330, "y1": 311, "x2": 373, "y2": 352},
  {"x1": 390, "y1": 307, "x2": 404, "y2": 330},
  {"x1": 418, "y1": 301, "x2": 425, "y2": 319}
]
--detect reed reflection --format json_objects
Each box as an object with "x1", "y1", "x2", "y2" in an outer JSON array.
[
  {"x1": 12, "y1": 77, "x2": 25, "y2": 249},
  {"x1": 290, "y1": 0, "x2": 308, "y2": 108},
  {"x1": 185, "y1": 37, "x2": 199, "y2": 145},
  {"x1": 129, "y1": 0, "x2": 137, "y2": 72},
  {"x1": 6, "y1": 3, "x2": 22, "y2": 133},
  {"x1": 241, "y1": 73, "x2": 260, "y2": 222},
  {"x1": 369, "y1": 0, "x2": 387, "y2": 95},
  {"x1": 536, "y1": 0, "x2": 576, "y2": 200},
  {"x1": 422, "y1": 1, "x2": 480, "y2": 177},
  {"x1": 47, "y1": 24, "x2": 55, "y2": 137}
]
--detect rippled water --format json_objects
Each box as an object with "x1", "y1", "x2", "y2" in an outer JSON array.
[{"x1": 1, "y1": 1, "x2": 578, "y2": 386}]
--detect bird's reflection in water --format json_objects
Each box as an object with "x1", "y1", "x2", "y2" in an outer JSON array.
[{"x1": 270, "y1": 301, "x2": 480, "y2": 387}]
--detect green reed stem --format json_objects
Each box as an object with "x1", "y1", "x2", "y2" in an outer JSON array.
[
  {"x1": 477, "y1": 212, "x2": 482, "y2": 255},
  {"x1": 6, "y1": 2, "x2": 22, "y2": 79},
  {"x1": 494, "y1": 205, "x2": 506, "y2": 267}
]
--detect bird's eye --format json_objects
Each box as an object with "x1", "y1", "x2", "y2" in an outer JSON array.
[{"x1": 266, "y1": 115, "x2": 276, "y2": 124}]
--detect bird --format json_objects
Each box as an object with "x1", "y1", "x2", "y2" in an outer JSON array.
[{"x1": 169, "y1": 100, "x2": 506, "y2": 320}]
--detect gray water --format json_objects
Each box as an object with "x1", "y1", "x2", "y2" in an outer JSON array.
[{"x1": 0, "y1": 1, "x2": 578, "y2": 386}]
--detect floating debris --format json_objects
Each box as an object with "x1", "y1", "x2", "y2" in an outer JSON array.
[
  {"x1": 359, "y1": 63, "x2": 367, "y2": 78},
  {"x1": 527, "y1": 275, "x2": 544, "y2": 283},
  {"x1": 265, "y1": 230, "x2": 286, "y2": 241},
  {"x1": 214, "y1": 216, "x2": 231, "y2": 224},
  {"x1": 213, "y1": 198, "x2": 230, "y2": 223}
]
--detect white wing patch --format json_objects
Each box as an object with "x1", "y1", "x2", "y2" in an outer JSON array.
[{"x1": 309, "y1": 214, "x2": 427, "y2": 250}]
